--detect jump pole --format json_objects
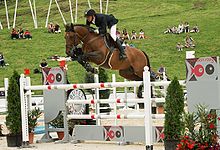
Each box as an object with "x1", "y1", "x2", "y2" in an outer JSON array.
[
  {"x1": 4, "y1": 0, "x2": 10, "y2": 29},
  {"x1": 13, "y1": 0, "x2": 18, "y2": 28},
  {"x1": 75, "y1": 0, "x2": 78, "y2": 23},
  {"x1": 45, "y1": 0, "x2": 53, "y2": 27},
  {"x1": 69, "y1": 0, "x2": 74, "y2": 23},
  {"x1": 54, "y1": 0, "x2": 67, "y2": 25}
]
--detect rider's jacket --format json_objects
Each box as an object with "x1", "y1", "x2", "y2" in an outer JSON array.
[{"x1": 86, "y1": 13, "x2": 118, "y2": 35}]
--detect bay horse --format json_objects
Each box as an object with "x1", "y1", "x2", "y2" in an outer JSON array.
[{"x1": 64, "y1": 23, "x2": 151, "y2": 98}]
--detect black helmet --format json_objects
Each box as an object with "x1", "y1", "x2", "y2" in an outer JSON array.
[{"x1": 84, "y1": 9, "x2": 96, "y2": 17}]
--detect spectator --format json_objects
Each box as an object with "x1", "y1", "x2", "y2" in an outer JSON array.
[
  {"x1": 157, "y1": 65, "x2": 165, "y2": 76},
  {"x1": 185, "y1": 34, "x2": 195, "y2": 48},
  {"x1": 130, "y1": 30, "x2": 137, "y2": 40},
  {"x1": 24, "y1": 29, "x2": 32, "y2": 39},
  {"x1": 54, "y1": 23, "x2": 61, "y2": 33},
  {"x1": 190, "y1": 25, "x2": 199, "y2": 33},
  {"x1": 184, "y1": 22, "x2": 190, "y2": 33},
  {"x1": 122, "y1": 40, "x2": 129, "y2": 48},
  {"x1": 176, "y1": 43, "x2": 184, "y2": 51},
  {"x1": 48, "y1": 22, "x2": 54, "y2": 33},
  {"x1": 122, "y1": 28, "x2": 130, "y2": 40},
  {"x1": 139, "y1": 29, "x2": 145, "y2": 39},
  {"x1": 177, "y1": 22, "x2": 184, "y2": 34},
  {"x1": 39, "y1": 59, "x2": 48, "y2": 68},
  {"x1": 164, "y1": 26, "x2": 172, "y2": 34},
  {"x1": 129, "y1": 43, "x2": 135, "y2": 48},
  {"x1": 171, "y1": 26, "x2": 178, "y2": 34},
  {"x1": 0, "y1": 52, "x2": 5, "y2": 67},
  {"x1": 116, "y1": 28, "x2": 121, "y2": 39},
  {"x1": 18, "y1": 28, "x2": 24, "y2": 39},
  {"x1": 11, "y1": 28, "x2": 19, "y2": 39}
]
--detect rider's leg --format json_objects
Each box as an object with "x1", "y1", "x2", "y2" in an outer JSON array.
[
  {"x1": 116, "y1": 38, "x2": 127, "y2": 59},
  {"x1": 110, "y1": 25, "x2": 127, "y2": 60}
]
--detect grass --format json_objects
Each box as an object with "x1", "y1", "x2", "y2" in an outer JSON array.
[{"x1": 0, "y1": 0, "x2": 220, "y2": 86}]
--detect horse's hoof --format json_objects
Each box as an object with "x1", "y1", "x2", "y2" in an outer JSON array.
[
  {"x1": 92, "y1": 68, "x2": 99, "y2": 74},
  {"x1": 137, "y1": 93, "x2": 143, "y2": 98}
]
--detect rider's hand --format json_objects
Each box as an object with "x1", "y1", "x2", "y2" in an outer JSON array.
[{"x1": 94, "y1": 29, "x2": 99, "y2": 34}]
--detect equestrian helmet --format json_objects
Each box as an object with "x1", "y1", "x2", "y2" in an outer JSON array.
[{"x1": 84, "y1": 9, "x2": 96, "y2": 17}]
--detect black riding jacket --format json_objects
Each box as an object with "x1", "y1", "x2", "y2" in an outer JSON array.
[{"x1": 86, "y1": 13, "x2": 118, "y2": 34}]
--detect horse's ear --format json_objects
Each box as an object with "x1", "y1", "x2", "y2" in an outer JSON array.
[{"x1": 71, "y1": 23, "x2": 74, "y2": 30}]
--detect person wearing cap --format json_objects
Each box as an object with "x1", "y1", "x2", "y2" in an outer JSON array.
[{"x1": 84, "y1": 9, "x2": 127, "y2": 60}]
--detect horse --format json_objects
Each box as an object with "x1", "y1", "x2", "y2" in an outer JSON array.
[{"x1": 64, "y1": 23, "x2": 151, "y2": 98}]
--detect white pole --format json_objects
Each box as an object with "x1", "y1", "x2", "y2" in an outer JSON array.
[
  {"x1": 87, "y1": 0, "x2": 91, "y2": 8},
  {"x1": 4, "y1": 78, "x2": 8, "y2": 102},
  {"x1": 54, "y1": 0, "x2": 67, "y2": 25},
  {"x1": 28, "y1": 0, "x2": 37, "y2": 28},
  {"x1": 33, "y1": 0, "x2": 38, "y2": 28},
  {"x1": 0, "y1": 21, "x2": 2, "y2": 30},
  {"x1": 45, "y1": 0, "x2": 53, "y2": 28},
  {"x1": 112, "y1": 74, "x2": 117, "y2": 125},
  {"x1": 94, "y1": 74, "x2": 101, "y2": 125},
  {"x1": 20, "y1": 74, "x2": 29, "y2": 145},
  {"x1": 4, "y1": 0, "x2": 10, "y2": 29},
  {"x1": 143, "y1": 66, "x2": 153, "y2": 149},
  {"x1": 69, "y1": 0, "x2": 74, "y2": 23},
  {"x1": 124, "y1": 79, "x2": 128, "y2": 109},
  {"x1": 13, "y1": 0, "x2": 18, "y2": 28},
  {"x1": 99, "y1": 0, "x2": 102, "y2": 13},
  {"x1": 75, "y1": 0, "x2": 78, "y2": 23},
  {"x1": 105, "y1": 0, "x2": 109, "y2": 14}
]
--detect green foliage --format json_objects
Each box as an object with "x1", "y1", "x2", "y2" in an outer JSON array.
[
  {"x1": 28, "y1": 108, "x2": 42, "y2": 132},
  {"x1": 178, "y1": 104, "x2": 219, "y2": 149},
  {"x1": 164, "y1": 77, "x2": 185, "y2": 140},
  {"x1": 5, "y1": 70, "x2": 22, "y2": 135},
  {"x1": 49, "y1": 113, "x2": 64, "y2": 128},
  {"x1": 84, "y1": 68, "x2": 110, "y2": 99}
]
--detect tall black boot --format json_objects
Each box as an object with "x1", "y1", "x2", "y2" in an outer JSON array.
[{"x1": 116, "y1": 38, "x2": 127, "y2": 60}]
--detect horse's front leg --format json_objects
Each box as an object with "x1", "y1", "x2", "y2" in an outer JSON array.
[{"x1": 77, "y1": 54, "x2": 98, "y2": 74}]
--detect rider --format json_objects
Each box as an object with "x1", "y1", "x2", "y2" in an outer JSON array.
[{"x1": 84, "y1": 9, "x2": 127, "y2": 60}]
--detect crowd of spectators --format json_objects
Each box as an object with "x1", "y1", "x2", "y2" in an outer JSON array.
[
  {"x1": 47, "y1": 22, "x2": 61, "y2": 33},
  {"x1": 11, "y1": 28, "x2": 32, "y2": 40},
  {"x1": 116, "y1": 28, "x2": 146, "y2": 40},
  {"x1": 164, "y1": 22, "x2": 199, "y2": 34}
]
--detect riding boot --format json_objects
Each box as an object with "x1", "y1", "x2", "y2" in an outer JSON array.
[{"x1": 116, "y1": 38, "x2": 127, "y2": 60}]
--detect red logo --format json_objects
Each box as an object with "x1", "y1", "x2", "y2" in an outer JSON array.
[
  {"x1": 191, "y1": 64, "x2": 204, "y2": 77},
  {"x1": 46, "y1": 73, "x2": 55, "y2": 84}
]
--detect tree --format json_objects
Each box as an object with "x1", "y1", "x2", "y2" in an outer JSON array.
[
  {"x1": 164, "y1": 77, "x2": 185, "y2": 150},
  {"x1": 6, "y1": 70, "x2": 21, "y2": 135}
]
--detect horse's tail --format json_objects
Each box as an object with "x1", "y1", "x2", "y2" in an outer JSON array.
[{"x1": 141, "y1": 51, "x2": 151, "y2": 71}]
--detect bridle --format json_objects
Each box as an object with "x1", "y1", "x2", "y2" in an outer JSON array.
[{"x1": 66, "y1": 25, "x2": 100, "y2": 56}]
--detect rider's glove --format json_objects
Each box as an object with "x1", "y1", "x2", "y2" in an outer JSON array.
[{"x1": 94, "y1": 29, "x2": 99, "y2": 34}]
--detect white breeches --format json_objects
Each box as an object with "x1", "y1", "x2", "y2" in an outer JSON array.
[{"x1": 110, "y1": 24, "x2": 117, "y2": 41}]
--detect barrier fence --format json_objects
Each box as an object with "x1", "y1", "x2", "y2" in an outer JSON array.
[{"x1": 19, "y1": 66, "x2": 185, "y2": 150}]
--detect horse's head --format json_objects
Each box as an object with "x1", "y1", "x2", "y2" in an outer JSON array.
[
  {"x1": 64, "y1": 23, "x2": 96, "y2": 57},
  {"x1": 64, "y1": 23, "x2": 82, "y2": 57}
]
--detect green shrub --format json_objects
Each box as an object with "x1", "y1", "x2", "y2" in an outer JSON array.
[
  {"x1": 164, "y1": 77, "x2": 185, "y2": 140},
  {"x1": 5, "y1": 71, "x2": 22, "y2": 135}
]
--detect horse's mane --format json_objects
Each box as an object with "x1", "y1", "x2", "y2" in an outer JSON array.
[{"x1": 65, "y1": 23, "x2": 96, "y2": 32}]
